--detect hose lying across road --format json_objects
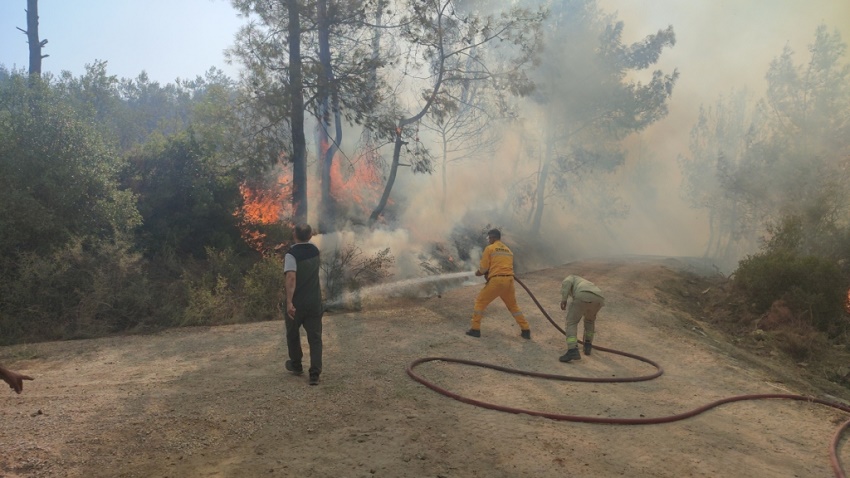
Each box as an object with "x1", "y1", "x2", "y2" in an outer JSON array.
[{"x1": 405, "y1": 275, "x2": 850, "y2": 477}]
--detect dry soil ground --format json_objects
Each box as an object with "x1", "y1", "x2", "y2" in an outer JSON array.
[{"x1": 2, "y1": 258, "x2": 849, "y2": 478}]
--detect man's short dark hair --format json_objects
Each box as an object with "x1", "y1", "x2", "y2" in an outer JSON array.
[
  {"x1": 487, "y1": 228, "x2": 501, "y2": 240},
  {"x1": 294, "y1": 223, "x2": 313, "y2": 242}
]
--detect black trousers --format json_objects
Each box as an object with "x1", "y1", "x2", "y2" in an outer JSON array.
[{"x1": 285, "y1": 310, "x2": 323, "y2": 374}]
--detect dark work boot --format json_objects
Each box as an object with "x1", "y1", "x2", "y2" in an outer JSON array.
[
  {"x1": 465, "y1": 329, "x2": 481, "y2": 338},
  {"x1": 285, "y1": 360, "x2": 303, "y2": 375},
  {"x1": 583, "y1": 340, "x2": 592, "y2": 356},
  {"x1": 520, "y1": 329, "x2": 531, "y2": 340},
  {"x1": 309, "y1": 372, "x2": 320, "y2": 386},
  {"x1": 559, "y1": 348, "x2": 581, "y2": 363}
]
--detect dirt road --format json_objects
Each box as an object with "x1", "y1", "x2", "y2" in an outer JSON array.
[{"x1": 2, "y1": 258, "x2": 849, "y2": 477}]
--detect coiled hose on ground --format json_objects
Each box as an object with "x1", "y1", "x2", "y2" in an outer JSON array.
[{"x1": 406, "y1": 275, "x2": 850, "y2": 477}]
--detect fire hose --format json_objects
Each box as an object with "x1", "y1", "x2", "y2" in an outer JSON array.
[{"x1": 406, "y1": 275, "x2": 850, "y2": 477}]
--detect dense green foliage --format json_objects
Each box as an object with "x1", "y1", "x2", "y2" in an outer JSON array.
[
  {"x1": 125, "y1": 132, "x2": 246, "y2": 260},
  {"x1": 736, "y1": 250, "x2": 847, "y2": 337},
  {"x1": 0, "y1": 74, "x2": 139, "y2": 257},
  {"x1": 0, "y1": 72, "x2": 151, "y2": 342},
  {"x1": 0, "y1": 67, "x2": 285, "y2": 345},
  {"x1": 522, "y1": 0, "x2": 678, "y2": 234},
  {"x1": 736, "y1": 215, "x2": 850, "y2": 337},
  {"x1": 679, "y1": 26, "x2": 850, "y2": 342}
]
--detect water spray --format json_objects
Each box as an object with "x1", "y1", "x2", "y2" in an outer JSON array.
[{"x1": 325, "y1": 270, "x2": 477, "y2": 309}]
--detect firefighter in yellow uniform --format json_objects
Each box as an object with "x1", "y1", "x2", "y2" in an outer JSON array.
[{"x1": 466, "y1": 229, "x2": 531, "y2": 339}]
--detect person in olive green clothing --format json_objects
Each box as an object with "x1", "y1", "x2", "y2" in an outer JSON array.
[
  {"x1": 559, "y1": 275, "x2": 605, "y2": 363},
  {"x1": 283, "y1": 224, "x2": 324, "y2": 385}
]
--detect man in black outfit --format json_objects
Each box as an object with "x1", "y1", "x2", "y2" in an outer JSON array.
[{"x1": 283, "y1": 224, "x2": 324, "y2": 385}]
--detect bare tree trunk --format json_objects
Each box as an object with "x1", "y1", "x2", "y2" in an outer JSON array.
[
  {"x1": 704, "y1": 210, "x2": 717, "y2": 258},
  {"x1": 370, "y1": 77, "x2": 445, "y2": 223},
  {"x1": 356, "y1": 0, "x2": 385, "y2": 218},
  {"x1": 440, "y1": 130, "x2": 448, "y2": 213},
  {"x1": 502, "y1": 131, "x2": 525, "y2": 217},
  {"x1": 317, "y1": 0, "x2": 339, "y2": 232},
  {"x1": 369, "y1": 5, "x2": 446, "y2": 224},
  {"x1": 530, "y1": 124, "x2": 554, "y2": 235},
  {"x1": 367, "y1": 1, "x2": 386, "y2": 104},
  {"x1": 370, "y1": 131, "x2": 404, "y2": 223},
  {"x1": 19, "y1": 0, "x2": 47, "y2": 75},
  {"x1": 288, "y1": 0, "x2": 308, "y2": 223}
]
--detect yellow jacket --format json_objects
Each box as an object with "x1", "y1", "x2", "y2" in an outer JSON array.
[{"x1": 479, "y1": 240, "x2": 515, "y2": 277}]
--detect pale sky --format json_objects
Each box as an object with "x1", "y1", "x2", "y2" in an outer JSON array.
[
  {"x1": 3, "y1": 0, "x2": 848, "y2": 90},
  {"x1": 601, "y1": 0, "x2": 850, "y2": 102},
  {"x1": 1, "y1": 0, "x2": 244, "y2": 83}
]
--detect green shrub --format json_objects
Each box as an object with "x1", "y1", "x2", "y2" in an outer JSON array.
[
  {"x1": 0, "y1": 236, "x2": 152, "y2": 344},
  {"x1": 736, "y1": 250, "x2": 848, "y2": 337},
  {"x1": 199, "y1": 246, "x2": 245, "y2": 290},
  {"x1": 182, "y1": 274, "x2": 239, "y2": 326},
  {"x1": 243, "y1": 255, "x2": 286, "y2": 322}
]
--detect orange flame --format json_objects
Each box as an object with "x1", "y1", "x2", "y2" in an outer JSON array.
[
  {"x1": 845, "y1": 288, "x2": 850, "y2": 315},
  {"x1": 328, "y1": 154, "x2": 383, "y2": 214},
  {"x1": 239, "y1": 184, "x2": 284, "y2": 224},
  {"x1": 234, "y1": 173, "x2": 292, "y2": 253}
]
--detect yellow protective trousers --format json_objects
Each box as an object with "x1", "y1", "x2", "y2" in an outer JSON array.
[{"x1": 470, "y1": 276, "x2": 530, "y2": 331}]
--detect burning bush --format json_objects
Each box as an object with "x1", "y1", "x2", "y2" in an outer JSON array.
[
  {"x1": 419, "y1": 242, "x2": 464, "y2": 275},
  {"x1": 321, "y1": 244, "x2": 394, "y2": 308},
  {"x1": 234, "y1": 179, "x2": 293, "y2": 255}
]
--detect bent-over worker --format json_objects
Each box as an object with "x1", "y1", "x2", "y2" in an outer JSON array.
[{"x1": 559, "y1": 275, "x2": 604, "y2": 363}]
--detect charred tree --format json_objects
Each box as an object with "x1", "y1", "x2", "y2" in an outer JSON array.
[
  {"x1": 230, "y1": 0, "x2": 385, "y2": 227},
  {"x1": 17, "y1": 0, "x2": 48, "y2": 75},
  {"x1": 317, "y1": 0, "x2": 342, "y2": 233},
  {"x1": 288, "y1": 0, "x2": 308, "y2": 223}
]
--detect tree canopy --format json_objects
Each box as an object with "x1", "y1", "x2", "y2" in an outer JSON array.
[{"x1": 519, "y1": 0, "x2": 678, "y2": 235}]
